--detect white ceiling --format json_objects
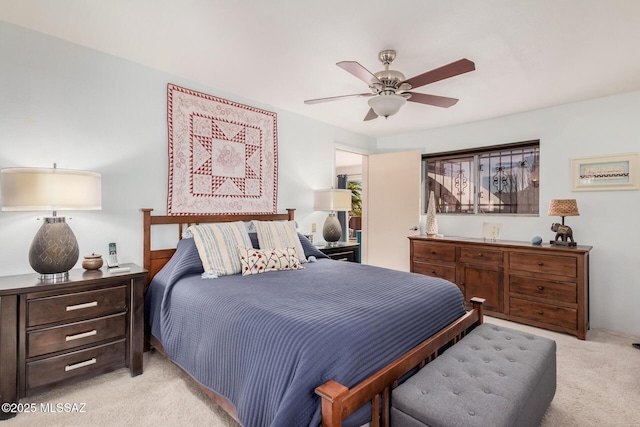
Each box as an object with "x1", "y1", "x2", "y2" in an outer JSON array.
[{"x1": 2, "y1": 0, "x2": 640, "y2": 138}]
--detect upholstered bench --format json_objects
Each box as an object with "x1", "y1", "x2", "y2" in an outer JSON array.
[{"x1": 391, "y1": 323, "x2": 556, "y2": 427}]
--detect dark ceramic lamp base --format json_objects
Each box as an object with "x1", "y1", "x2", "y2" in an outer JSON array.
[
  {"x1": 322, "y1": 212, "x2": 342, "y2": 247},
  {"x1": 29, "y1": 217, "x2": 79, "y2": 282}
]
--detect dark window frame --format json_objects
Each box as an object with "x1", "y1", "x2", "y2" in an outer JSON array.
[{"x1": 422, "y1": 140, "x2": 540, "y2": 215}]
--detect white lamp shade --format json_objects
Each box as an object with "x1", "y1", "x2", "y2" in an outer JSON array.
[
  {"x1": 1, "y1": 167, "x2": 102, "y2": 211},
  {"x1": 314, "y1": 189, "x2": 351, "y2": 211},
  {"x1": 368, "y1": 94, "x2": 407, "y2": 118}
]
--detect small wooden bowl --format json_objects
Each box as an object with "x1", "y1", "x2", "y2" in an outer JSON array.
[{"x1": 82, "y1": 254, "x2": 104, "y2": 270}]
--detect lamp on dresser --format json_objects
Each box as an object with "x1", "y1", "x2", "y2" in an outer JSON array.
[
  {"x1": 548, "y1": 198, "x2": 579, "y2": 246},
  {"x1": 314, "y1": 188, "x2": 351, "y2": 246},
  {"x1": 1, "y1": 164, "x2": 101, "y2": 282}
]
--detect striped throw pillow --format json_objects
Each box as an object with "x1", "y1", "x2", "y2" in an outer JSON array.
[
  {"x1": 188, "y1": 222, "x2": 253, "y2": 277},
  {"x1": 253, "y1": 220, "x2": 307, "y2": 263}
]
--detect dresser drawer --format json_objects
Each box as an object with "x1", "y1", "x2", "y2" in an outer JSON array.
[
  {"x1": 509, "y1": 253, "x2": 577, "y2": 278},
  {"x1": 28, "y1": 286, "x2": 128, "y2": 327},
  {"x1": 459, "y1": 247, "x2": 503, "y2": 266},
  {"x1": 325, "y1": 250, "x2": 357, "y2": 262},
  {"x1": 26, "y1": 339, "x2": 126, "y2": 390},
  {"x1": 27, "y1": 313, "x2": 127, "y2": 358},
  {"x1": 413, "y1": 262, "x2": 456, "y2": 283},
  {"x1": 413, "y1": 241, "x2": 455, "y2": 262},
  {"x1": 510, "y1": 298, "x2": 577, "y2": 330},
  {"x1": 509, "y1": 275, "x2": 576, "y2": 304}
]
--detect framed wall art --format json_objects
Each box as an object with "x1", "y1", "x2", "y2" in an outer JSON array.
[
  {"x1": 571, "y1": 153, "x2": 639, "y2": 191},
  {"x1": 167, "y1": 84, "x2": 278, "y2": 215}
]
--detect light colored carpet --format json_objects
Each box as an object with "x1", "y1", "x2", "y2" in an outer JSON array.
[{"x1": 5, "y1": 318, "x2": 640, "y2": 426}]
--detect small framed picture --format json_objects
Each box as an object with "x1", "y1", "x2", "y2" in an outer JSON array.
[
  {"x1": 572, "y1": 153, "x2": 639, "y2": 191},
  {"x1": 482, "y1": 222, "x2": 502, "y2": 241}
]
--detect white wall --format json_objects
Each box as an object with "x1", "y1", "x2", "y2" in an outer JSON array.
[
  {"x1": 0, "y1": 21, "x2": 374, "y2": 276},
  {"x1": 2, "y1": 21, "x2": 638, "y2": 338},
  {"x1": 377, "y1": 91, "x2": 640, "y2": 336}
]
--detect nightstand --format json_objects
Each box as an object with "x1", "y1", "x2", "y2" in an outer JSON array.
[
  {"x1": 0, "y1": 264, "x2": 147, "y2": 419},
  {"x1": 317, "y1": 243, "x2": 360, "y2": 263}
]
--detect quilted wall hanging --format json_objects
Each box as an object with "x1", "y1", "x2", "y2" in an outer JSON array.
[{"x1": 167, "y1": 83, "x2": 278, "y2": 215}]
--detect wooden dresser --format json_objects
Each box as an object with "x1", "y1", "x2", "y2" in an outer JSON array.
[
  {"x1": 0, "y1": 265, "x2": 147, "y2": 419},
  {"x1": 409, "y1": 236, "x2": 591, "y2": 339}
]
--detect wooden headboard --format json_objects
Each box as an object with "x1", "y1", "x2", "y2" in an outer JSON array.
[{"x1": 141, "y1": 208, "x2": 295, "y2": 285}]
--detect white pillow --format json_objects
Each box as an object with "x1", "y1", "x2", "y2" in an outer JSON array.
[
  {"x1": 238, "y1": 246, "x2": 303, "y2": 276},
  {"x1": 188, "y1": 222, "x2": 253, "y2": 277},
  {"x1": 252, "y1": 220, "x2": 307, "y2": 263}
]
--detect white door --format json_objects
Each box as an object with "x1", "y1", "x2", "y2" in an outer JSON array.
[{"x1": 366, "y1": 150, "x2": 421, "y2": 271}]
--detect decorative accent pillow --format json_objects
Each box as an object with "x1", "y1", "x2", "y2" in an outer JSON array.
[
  {"x1": 253, "y1": 220, "x2": 308, "y2": 263},
  {"x1": 238, "y1": 246, "x2": 303, "y2": 276},
  {"x1": 188, "y1": 222, "x2": 253, "y2": 277}
]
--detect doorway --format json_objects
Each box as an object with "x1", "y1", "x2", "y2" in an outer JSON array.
[{"x1": 335, "y1": 149, "x2": 367, "y2": 261}]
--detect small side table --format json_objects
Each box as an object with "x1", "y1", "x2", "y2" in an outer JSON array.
[{"x1": 316, "y1": 243, "x2": 360, "y2": 263}]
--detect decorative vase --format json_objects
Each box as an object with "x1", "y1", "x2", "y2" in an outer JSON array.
[
  {"x1": 426, "y1": 190, "x2": 439, "y2": 238},
  {"x1": 82, "y1": 254, "x2": 104, "y2": 270}
]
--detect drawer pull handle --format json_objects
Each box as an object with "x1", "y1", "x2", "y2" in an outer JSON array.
[
  {"x1": 538, "y1": 262, "x2": 544, "y2": 266},
  {"x1": 477, "y1": 253, "x2": 483, "y2": 257},
  {"x1": 537, "y1": 310, "x2": 544, "y2": 315},
  {"x1": 65, "y1": 358, "x2": 96, "y2": 372},
  {"x1": 66, "y1": 301, "x2": 98, "y2": 311},
  {"x1": 537, "y1": 286, "x2": 544, "y2": 291},
  {"x1": 65, "y1": 330, "x2": 97, "y2": 342},
  {"x1": 430, "y1": 251, "x2": 437, "y2": 255}
]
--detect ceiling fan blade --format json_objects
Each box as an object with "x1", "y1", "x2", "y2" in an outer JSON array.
[
  {"x1": 304, "y1": 93, "x2": 373, "y2": 105},
  {"x1": 337, "y1": 61, "x2": 382, "y2": 87},
  {"x1": 406, "y1": 92, "x2": 459, "y2": 108},
  {"x1": 403, "y1": 58, "x2": 475, "y2": 90},
  {"x1": 363, "y1": 108, "x2": 378, "y2": 121}
]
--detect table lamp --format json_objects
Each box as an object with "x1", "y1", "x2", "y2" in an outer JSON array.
[
  {"x1": 1, "y1": 165, "x2": 102, "y2": 282},
  {"x1": 314, "y1": 189, "x2": 351, "y2": 246},
  {"x1": 548, "y1": 199, "x2": 579, "y2": 246}
]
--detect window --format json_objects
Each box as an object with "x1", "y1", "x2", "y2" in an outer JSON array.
[{"x1": 423, "y1": 141, "x2": 539, "y2": 215}]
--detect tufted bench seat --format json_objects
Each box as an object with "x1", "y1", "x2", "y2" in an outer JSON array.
[{"x1": 391, "y1": 323, "x2": 556, "y2": 427}]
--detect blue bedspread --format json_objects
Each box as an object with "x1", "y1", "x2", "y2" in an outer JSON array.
[{"x1": 145, "y1": 241, "x2": 465, "y2": 427}]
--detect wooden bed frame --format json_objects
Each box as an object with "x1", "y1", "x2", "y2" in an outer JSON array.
[{"x1": 141, "y1": 208, "x2": 484, "y2": 427}]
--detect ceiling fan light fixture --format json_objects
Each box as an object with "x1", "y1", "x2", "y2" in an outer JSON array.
[{"x1": 368, "y1": 94, "x2": 406, "y2": 118}]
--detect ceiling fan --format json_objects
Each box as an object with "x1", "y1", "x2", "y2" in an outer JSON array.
[{"x1": 304, "y1": 50, "x2": 475, "y2": 121}]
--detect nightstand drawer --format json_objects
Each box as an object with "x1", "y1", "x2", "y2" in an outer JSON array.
[
  {"x1": 413, "y1": 241, "x2": 455, "y2": 262},
  {"x1": 510, "y1": 298, "x2": 577, "y2": 330},
  {"x1": 509, "y1": 275, "x2": 576, "y2": 304},
  {"x1": 413, "y1": 262, "x2": 456, "y2": 283},
  {"x1": 27, "y1": 313, "x2": 127, "y2": 358},
  {"x1": 28, "y1": 286, "x2": 128, "y2": 327},
  {"x1": 509, "y1": 253, "x2": 577, "y2": 278},
  {"x1": 26, "y1": 339, "x2": 126, "y2": 390},
  {"x1": 460, "y1": 247, "x2": 503, "y2": 266}
]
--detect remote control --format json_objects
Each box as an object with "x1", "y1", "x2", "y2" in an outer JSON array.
[{"x1": 108, "y1": 266, "x2": 130, "y2": 274}]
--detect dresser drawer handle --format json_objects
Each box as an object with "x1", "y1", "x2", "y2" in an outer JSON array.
[
  {"x1": 537, "y1": 286, "x2": 544, "y2": 291},
  {"x1": 431, "y1": 271, "x2": 437, "y2": 275},
  {"x1": 65, "y1": 330, "x2": 98, "y2": 342},
  {"x1": 537, "y1": 310, "x2": 544, "y2": 315},
  {"x1": 430, "y1": 251, "x2": 437, "y2": 255},
  {"x1": 65, "y1": 358, "x2": 97, "y2": 372},
  {"x1": 537, "y1": 262, "x2": 544, "y2": 266},
  {"x1": 66, "y1": 301, "x2": 98, "y2": 311},
  {"x1": 477, "y1": 253, "x2": 483, "y2": 257}
]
